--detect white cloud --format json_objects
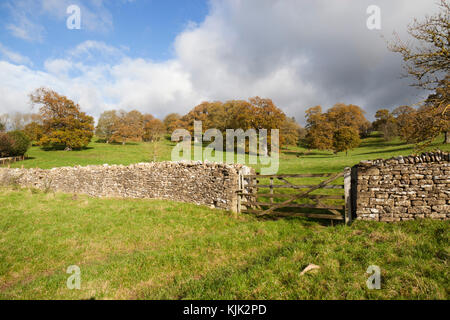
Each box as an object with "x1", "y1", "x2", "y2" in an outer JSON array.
[
  {"x1": 44, "y1": 59, "x2": 73, "y2": 75},
  {"x1": 0, "y1": 0, "x2": 441, "y2": 125},
  {"x1": 0, "y1": 43, "x2": 33, "y2": 66}
]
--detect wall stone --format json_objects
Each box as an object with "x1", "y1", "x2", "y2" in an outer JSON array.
[
  {"x1": 354, "y1": 151, "x2": 450, "y2": 222},
  {"x1": 0, "y1": 161, "x2": 254, "y2": 212}
]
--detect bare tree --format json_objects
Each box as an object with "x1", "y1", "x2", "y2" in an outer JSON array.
[{"x1": 389, "y1": 0, "x2": 449, "y2": 144}]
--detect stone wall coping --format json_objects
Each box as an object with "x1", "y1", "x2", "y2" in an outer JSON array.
[
  {"x1": 2, "y1": 161, "x2": 251, "y2": 172},
  {"x1": 357, "y1": 150, "x2": 449, "y2": 167}
]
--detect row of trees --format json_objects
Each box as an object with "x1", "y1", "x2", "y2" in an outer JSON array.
[
  {"x1": 2, "y1": 88, "x2": 303, "y2": 152},
  {"x1": 373, "y1": 98, "x2": 449, "y2": 145},
  {"x1": 0, "y1": 112, "x2": 42, "y2": 132},
  {"x1": 95, "y1": 97, "x2": 303, "y2": 150},
  {"x1": 95, "y1": 110, "x2": 165, "y2": 144}
]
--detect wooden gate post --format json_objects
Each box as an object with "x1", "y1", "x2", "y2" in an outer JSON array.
[
  {"x1": 344, "y1": 167, "x2": 352, "y2": 225},
  {"x1": 269, "y1": 177, "x2": 273, "y2": 204}
]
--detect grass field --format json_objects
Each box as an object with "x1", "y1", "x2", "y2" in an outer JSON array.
[
  {"x1": 6, "y1": 134, "x2": 450, "y2": 172},
  {"x1": 0, "y1": 188, "x2": 448, "y2": 299},
  {"x1": 0, "y1": 134, "x2": 449, "y2": 299}
]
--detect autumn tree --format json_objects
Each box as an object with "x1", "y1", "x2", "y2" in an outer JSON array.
[
  {"x1": 250, "y1": 98, "x2": 286, "y2": 152},
  {"x1": 0, "y1": 122, "x2": 4, "y2": 132},
  {"x1": 405, "y1": 92, "x2": 450, "y2": 146},
  {"x1": 305, "y1": 106, "x2": 334, "y2": 151},
  {"x1": 143, "y1": 118, "x2": 165, "y2": 142},
  {"x1": 163, "y1": 113, "x2": 182, "y2": 133},
  {"x1": 305, "y1": 103, "x2": 369, "y2": 151},
  {"x1": 180, "y1": 101, "x2": 227, "y2": 134},
  {"x1": 29, "y1": 88, "x2": 94, "y2": 150},
  {"x1": 221, "y1": 100, "x2": 255, "y2": 131},
  {"x1": 326, "y1": 103, "x2": 370, "y2": 136},
  {"x1": 389, "y1": 0, "x2": 449, "y2": 144},
  {"x1": 392, "y1": 105, "x2": 417, "y2": 142},
  {"x1": 96, "y1": 110, "x2": 119, "y2": 143},
  {"x1": 372, "y1": 109, "x2": 390, "y2": 130},
  {"x1": 332, "y1": 126, "x2": 361, "y2": 155},
  {"x1": 24, "y1": 122, "x2": 44, "y2": 145},
  {"x1": 280, "y1": 117, "x2": 301, "y2": 147},
  {"x1": 110, "y1": 110, "x2": 144, "y2": 144},
  {"x1": 423, "y1": 84, "x2": 450, "y2": 143},
  {"x1": 372, "y1": 109, "x2": 397, "y2": 141}
]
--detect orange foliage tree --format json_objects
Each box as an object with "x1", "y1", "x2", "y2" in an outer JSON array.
[
  {"x1": 110, "y1": 110, "x2": 144, "y2": 144},
  {"x1": 143, "y1": 118, "x2": 165, "y2": 142},
  {"x1": 163, "y1": 113, "x2": 182, "y2": 133},
  {"x1": 29, "y1": 88, "x2": 94, "y2": 150}
]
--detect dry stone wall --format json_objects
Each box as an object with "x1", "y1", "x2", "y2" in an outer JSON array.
[
  {"x1": 0, "y1": 161, "x2": 254, "y2": 212},
  {"x1": 354, "y1": 151, "x2": 450, "y2": 221}
]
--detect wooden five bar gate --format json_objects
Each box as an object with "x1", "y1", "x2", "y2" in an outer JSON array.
[{"x1": 237, "y1": 168, "x2": 353, "y2": 224}]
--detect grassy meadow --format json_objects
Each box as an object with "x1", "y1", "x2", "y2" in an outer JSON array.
[
  {"x1": 8, "y1": 134, "x2": 450, "y2": 173},
  {"x1": 0, "y1": 133, "x2": 449, "y2": 299},
  {"x1": 0, "y1": 188, "x2": 448, "y2": 299}
]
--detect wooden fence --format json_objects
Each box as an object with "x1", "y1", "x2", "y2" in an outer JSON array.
[
  {"x1": 238, "y1": 168, "x2": 352, "y2": 224},
  {"x1": 0, "y1": 155, "x2": 25, "y2": 166}
]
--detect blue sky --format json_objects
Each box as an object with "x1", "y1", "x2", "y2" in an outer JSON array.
[
  {"x1": 0, "y1": 0, "x2": 438, "y2": 122},
  {"x1": 0, "y1": 0, "x2": 209, "y2": 67}
]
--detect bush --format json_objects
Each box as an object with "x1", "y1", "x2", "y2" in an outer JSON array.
[
  {"x1": 7, "y1": 130, "x2": 31, "y2": 157},
  {"x1": 0, "y1": 133, "x2": 14, "y2": 157}
]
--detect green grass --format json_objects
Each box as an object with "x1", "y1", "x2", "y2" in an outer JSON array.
[
  {"x1": 7, "y1": 134, "x2": 449, "y2": 174},
  {"x1": 0, "y1": 188, "x2": 448, "y2": 299},
  {"x1": 1, "y1": 133, "x2": 449, "y2": 299}
]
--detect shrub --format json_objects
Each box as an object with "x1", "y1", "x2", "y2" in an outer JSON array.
[
  {"x1": 7, "y1": 130, "x2": 31, "y2": 157},
  {"x1": 0, "y1": 133, "x2": 14, "y2": 157}
]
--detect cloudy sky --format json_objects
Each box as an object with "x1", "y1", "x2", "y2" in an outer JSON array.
[{"x1": 0, "y1": 0, "x2": 441, "y2": 124}]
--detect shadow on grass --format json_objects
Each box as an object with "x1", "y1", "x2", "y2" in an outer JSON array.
[
  {"x1": 360, "y1": 139, "x2": 407, "y2": 149},
  {"x1": 245, "y1": 205, "x2": 344, "y2": 227},
  {"x1": 40, "y1": 146, "x2": 94, "y2": 151},
  {"x1": 357, "y1": 146, "x2": 413, "y2": 156},
  {"x1": 283, "y1": 151, "x2": 334, "y2": 157}
]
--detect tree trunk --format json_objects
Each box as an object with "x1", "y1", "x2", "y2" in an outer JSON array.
[{"x1": 445, "y1": 131, "x2": 450, "y2": 144}]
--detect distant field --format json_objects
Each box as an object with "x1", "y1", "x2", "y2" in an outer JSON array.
[
  {"x1": 1, "y1": 133, "x2": 449, "y2": 299},
  {"x1": 6, "y1": 133, "x2": 450, "y2": 173}
]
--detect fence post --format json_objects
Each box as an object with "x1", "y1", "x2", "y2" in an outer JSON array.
[
  {"x1": 344, "y1": 167, "x2": 352, "y2": 225},
  {"x1": 269, "y1": 177, "x2": 273, "y2": 204}
]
